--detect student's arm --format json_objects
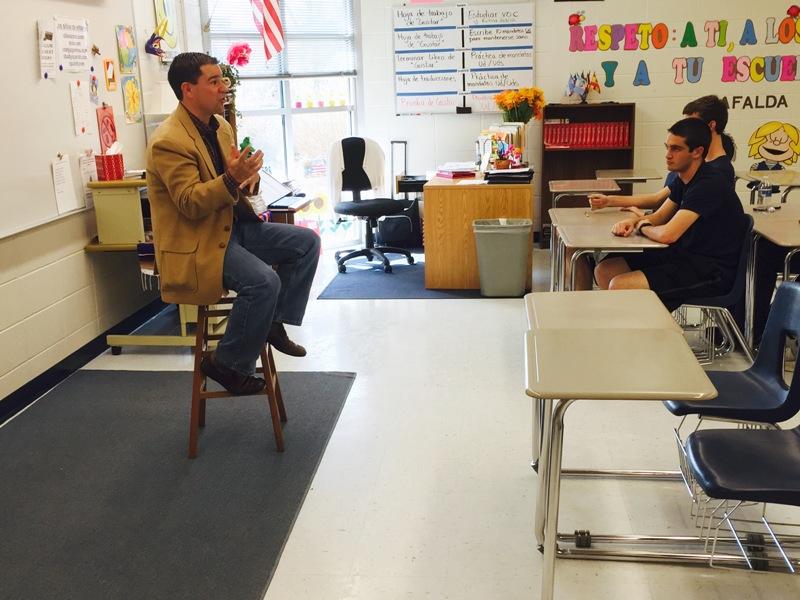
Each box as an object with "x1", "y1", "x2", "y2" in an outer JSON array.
[
  {"x1": 589, "y1": 186, "x2": 670, "y2": 210},
  {"x1": 638, "y1": 208, "x2": 699, "y2": 244},
  {"x1": 611, "y1": 199, "x2": 679, "y2": 237}
]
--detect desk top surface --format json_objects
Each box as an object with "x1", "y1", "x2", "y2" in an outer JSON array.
[
  {"x1": 595, "y1": 168, "x2": 662, "y2": 182},
  {"x1": 525, "y1": 328, "x2": 717, "y2": 401},
  {"x1": 87, "y1": 179, "x2": 147, "y2": 189},
  {"x1": 753, "y1": 218, "x2": 800, "y2": 246},
  {"x1": 525, "y1": 290, "x2": 681, "y2": 332},
  {"x1": 549, "y1": 178, "x2": 620, "y2": 193},
  {"x1": 556, "y1": 223, "x2": 668, "y2": 250},
  {"x1": 736, "y1": 169, "x2": 800, "y2": 186},
  {"x1": 424, "y1": 175, "x2": 532, "y2": 190},
  {"x1": 549, "y1": 207, "x2": 627, "y2": 227}
]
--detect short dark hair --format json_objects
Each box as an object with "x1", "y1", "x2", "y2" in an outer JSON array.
[
  {"x1": 721, "y1": 132, "x2": 737, "y2": 160},
  {"x1": 668, "y1": 117, "x2": 711, "y2": 159},
  {"x1": 167, "y1": 52, "x2": 219, "y2": 100},
  {"x1": 682, "y1": 95, "x2": 728, "y2": 134}
]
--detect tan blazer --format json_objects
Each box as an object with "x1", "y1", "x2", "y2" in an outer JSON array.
[{"x1": 146, "y1": 104, "x2": 258, "y2": 305}]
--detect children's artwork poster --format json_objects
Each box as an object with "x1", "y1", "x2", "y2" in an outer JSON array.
[
  {"x1": 565, "y1": 5, "x2": 800, "y2": 102},
  {"x1": 37, "y1": 18, "x2": 56, "y2": 80},
  {"x1": 103, "y1": 58, "x2": 118, "y2": 91},
  {"x1": 121, "y1": 75, "x2": 142, "y2": 123},
  {"x1": 154, "y1": 0, "x2": 182, "y2": 56},
  {"x1": 115, "y1": 25, "x2": 138, "y2": 74},
  {"x1": 96, "y1": 105, "x2": 118, "y2": 153},
  {"x1": 89, "y1": 74, "x2": 100, "y2": 105},
  {"x1": 55, "y1": 16, "x2": 91, "y2": 72}
]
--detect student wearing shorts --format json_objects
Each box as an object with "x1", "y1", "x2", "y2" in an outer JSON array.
[{"x1": 594, "y1": 118, "x2": 747, "y2": 311}]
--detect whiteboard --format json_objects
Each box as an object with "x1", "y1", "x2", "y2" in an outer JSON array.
[
  {"x1": 393, "y1": 2, "x2": 534, "y2": 114},
  {"x1": 0, "y1": 0, "x2": 168, "y2": 240}
]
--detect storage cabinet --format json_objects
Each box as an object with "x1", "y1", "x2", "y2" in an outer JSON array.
[{"x1": 539, "y1": 102, "x2": 636, "y2": 246}]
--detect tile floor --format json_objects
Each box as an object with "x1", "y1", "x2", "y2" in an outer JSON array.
[{"x1": 85, "y1": 249, "x2": 800, "y2": 600}]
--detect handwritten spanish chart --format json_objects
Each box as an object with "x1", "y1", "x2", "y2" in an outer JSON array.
[{"x1": 393, "y1": 3, "x2": 533, "y2": 114}]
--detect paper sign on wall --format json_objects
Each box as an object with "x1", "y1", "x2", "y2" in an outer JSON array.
[
  {"x1": 52, "y1": 155, "x2": 83, "y2": 214},
  {"x1": 37, "y1": 18, "x2": 56, "y2": 80},
  {"x1": 69, "y1": 80, "x2": 92, "y2": 135},
  {"x1": 55, "y1": 16, "x2": 91, "y2": 72}
]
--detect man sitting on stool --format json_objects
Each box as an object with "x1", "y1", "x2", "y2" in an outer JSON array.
[
  {"x1": 595, "y1": 118, "x2": 746, "y2": 311},
  {"x1": 146, "y1": 52, "x2": 320, "y2": 395}
]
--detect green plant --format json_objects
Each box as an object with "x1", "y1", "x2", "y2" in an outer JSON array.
[{"x1": 220, "y1": 63, "x2": 241, "y2": 97}]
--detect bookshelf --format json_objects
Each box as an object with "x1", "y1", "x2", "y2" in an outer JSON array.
[{"x1": 539, "y1": 102, "x2": 636, "y2": 246}]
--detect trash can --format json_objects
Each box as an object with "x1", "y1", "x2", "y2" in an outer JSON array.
[{"x1": 473, "y1": 218, "x2": 532, "y2": 297}]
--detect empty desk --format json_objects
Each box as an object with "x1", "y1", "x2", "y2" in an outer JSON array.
[{"x1": 525, "y1": 328, "x2": 716, "y2": 600}]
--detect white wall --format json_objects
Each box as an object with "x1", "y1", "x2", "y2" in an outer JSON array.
[
  {"x1": 359, "y1": 1, "x2": 800, "y2": 231},
  {"x1": 0, "y1": 0, "x2": 166, "y2": 403}
]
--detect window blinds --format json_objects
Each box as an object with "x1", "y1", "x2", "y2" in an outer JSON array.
[{"x1": 205, "y1": 0, "x2": 356, "y2": 79}]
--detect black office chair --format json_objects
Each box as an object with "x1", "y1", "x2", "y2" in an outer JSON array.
[{"x1": 332, "y1": 137, "x2": 415, "y2": 273}]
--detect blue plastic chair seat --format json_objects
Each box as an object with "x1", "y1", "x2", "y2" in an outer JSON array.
[
  {"x1": 664, "y1": 370, "x2": 789, "y2": 421},
  {"x1": 686, "y1": 427, "x2": 800, "y2": 506}
]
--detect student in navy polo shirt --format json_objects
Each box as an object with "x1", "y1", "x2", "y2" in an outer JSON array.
[{"x1": 595, "y1": 118, "x2": 747, "y2": 311}]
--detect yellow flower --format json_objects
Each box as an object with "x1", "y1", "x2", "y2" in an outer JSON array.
[{"x1": 494, "y1": 86, "x2": 546, "y2": 122}]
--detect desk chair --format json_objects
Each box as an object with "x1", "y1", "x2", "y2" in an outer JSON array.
[
  {"x1": 667, "y1": 282, "x2": 800, "y2": 454},
  {"x1": 681, "y1": 215, "x2": 755, "y2": 364},
  {"x1": 685, "y1": 425, "x2": 800, "y2": 571},
  {"x1": 189, "y1": 298, "x2": 286, "y2": 458},
  {"x1": 330, "y1": 137, "x2": 415, "y2": 273}
]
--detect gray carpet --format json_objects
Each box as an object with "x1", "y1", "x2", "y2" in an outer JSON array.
[
  {"x1": 0, "y1": 369, "x2": 355, "y2": 600},
  {"x1": 318, "y1": 259, "x2": 483, "y2": 299}
]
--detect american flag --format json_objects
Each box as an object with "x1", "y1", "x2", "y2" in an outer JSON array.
[{"x1": 250, "y1": 0, "x2": 284, "y2": 61}]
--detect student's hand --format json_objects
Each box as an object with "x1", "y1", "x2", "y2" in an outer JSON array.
[
  {"x1": 588, "y1": 193, "x2": 614, "y2": 210},
  {"x1": 621, "y1": 206, "x2": 646, "y2": 218},
  {"x1": 611, "y1": 218, "x2": 637, "y2": 237},
  {"x1": 228, "y1": 144, "x2": 264, "y2": 186}
]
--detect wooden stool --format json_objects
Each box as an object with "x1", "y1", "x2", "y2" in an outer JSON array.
[{"x1": 189, "y1": 298, "x2": 286, "y2": 458}]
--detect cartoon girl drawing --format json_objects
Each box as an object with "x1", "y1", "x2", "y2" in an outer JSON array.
[{"x1": 748, "y1": 121, "x2": 800, "y2": 171}]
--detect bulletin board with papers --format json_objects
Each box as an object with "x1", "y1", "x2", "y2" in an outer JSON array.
[
  {"x1": 393, "y1": 2, "x2": 534, "y2": 114},
  {"x1": 2, "y1": 0, "x2": 149, "y2": 239}
]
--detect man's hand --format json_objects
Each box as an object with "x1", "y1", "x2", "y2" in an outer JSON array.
[
  {"x1": 588, "y1": 193, "x2": 615, "y2": 210},
  {"x1": 228, "y1": 144, "x2": 264, "y2": 189},
  {"x1": 611, "y1": 218, "x2": 637, "y2": 237}
]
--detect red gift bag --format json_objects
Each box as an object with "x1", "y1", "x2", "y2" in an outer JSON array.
[{"x1": 95, "y1": 154, "x2": 125, "y2": 181}]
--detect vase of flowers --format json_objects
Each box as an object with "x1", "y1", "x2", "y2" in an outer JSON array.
[
  {"x1": 493, "y1": 87, "x2": 545, "y2": 165},
  {"x1": 493, "y1": 87, "x2": 546, "y2": 124},
  {"x1": 221, "y1": 42, "x2": 251, "y2": 137}
]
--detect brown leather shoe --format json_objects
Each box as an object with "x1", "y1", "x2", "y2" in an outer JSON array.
[
  {"x1": 267, "y1": 322, "x2": 307, "y2": 357},
  {"x1": 200, "y1": 352, "x2": 266, "y2": 395}
]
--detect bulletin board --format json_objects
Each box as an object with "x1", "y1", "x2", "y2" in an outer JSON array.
[{"x1": 393, "y1": 2, "x2": 534, "y2": 114}]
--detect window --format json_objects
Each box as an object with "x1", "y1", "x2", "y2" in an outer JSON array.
[{"x1": 201, "y1": 0, "x2": 358, "y2": 247}]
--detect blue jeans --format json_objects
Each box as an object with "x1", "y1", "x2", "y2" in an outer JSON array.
[{"x1": 215, "y1": 219, "x2": 320, "y2": 375}]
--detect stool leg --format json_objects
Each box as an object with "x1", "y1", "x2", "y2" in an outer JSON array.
[
  {"x1": 268, "y1": 346, "x2": 287, "y2": 423},
  {"x1": 189, "y1": 306, "x2": 207, "y2": 459},
  {"x1": 260, "y1": 344, "x2": 285, "y2": 452}
]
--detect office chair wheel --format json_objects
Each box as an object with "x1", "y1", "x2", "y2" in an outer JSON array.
[
  {"x1": 111, "y1": 346, "x2": 122, "y2": 355},
  {"x1": 746, "y1": 532, "x2": 765, "y2": 552},
  {"x1": 384, "y1": 264, "x2": 393, "y2": 273},
  {"x1": 407, "y1": 256, "x2": 415, "y2": 265},
  {"x1": 366, "y1": 254, "x2": 374, "y2": 261},
  {"x1": 338, "y1": 264, "x2": 347, "y2": 273}
]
